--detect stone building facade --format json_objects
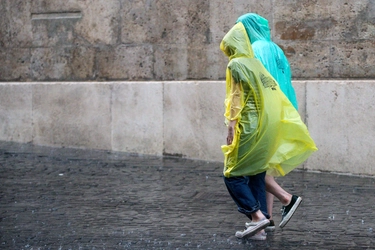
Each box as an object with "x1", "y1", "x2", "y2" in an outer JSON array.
[{"x1": 1, "y1": 0, "x2": 374, "y2": 81}]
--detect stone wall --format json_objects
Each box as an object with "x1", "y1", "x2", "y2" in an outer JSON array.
[
  {"x1": 1, "y1": 80, "x2": 375, "y2": 176},
  {"x1": 1, "y1": 0, "x2": 375, "y2": 81}
]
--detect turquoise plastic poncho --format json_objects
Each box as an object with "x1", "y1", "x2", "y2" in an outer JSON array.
[
  {"x1": 220, "y1": 22, "x2": 317, "y2": 177},
  {"x1": 237, "y1": 13, "x2": 298, "y2": 110}
]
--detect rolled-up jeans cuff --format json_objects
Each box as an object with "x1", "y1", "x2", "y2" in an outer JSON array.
[{"x1": 237, "y1": 201, "x2": 261, "y2": 215}]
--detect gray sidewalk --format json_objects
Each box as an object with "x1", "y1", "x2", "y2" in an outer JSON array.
[{"x1": 0, "y1": 141, "x2": 374, "y2": 250}]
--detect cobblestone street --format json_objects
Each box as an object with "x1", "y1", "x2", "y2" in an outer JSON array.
[{"x1": 1, "y1": 141, "x2": 374, "y2": 249}]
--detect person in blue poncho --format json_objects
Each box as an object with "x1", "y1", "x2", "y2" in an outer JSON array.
[{"x1": 236, "y1": 13, "x2": 302, "y2": 230}]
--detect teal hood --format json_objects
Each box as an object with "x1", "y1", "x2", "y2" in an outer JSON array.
[{"x1": 236, "y1": 13, "x2": 271, "y2": 43}]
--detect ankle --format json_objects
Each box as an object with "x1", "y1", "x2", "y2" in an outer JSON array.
[
  {"x1": 282, "y1": 194, "x2": 293, "y2": 206},
  {"x1": 253, "y1": 217, "x2": 268, "y2": 222}
]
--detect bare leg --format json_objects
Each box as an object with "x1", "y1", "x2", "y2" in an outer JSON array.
[
  {"x1": 265, "y1": 175, "x2": 292, "y2": 206},
  {"x1": 266, "y1": 191, "x2": 274, "y2": 220},
  {"x1": 251, "y1": 209, "x2": 267, "y2": 222},
  {"x1": 265, "y1": 175, "x2": 302, "y2": 229}
]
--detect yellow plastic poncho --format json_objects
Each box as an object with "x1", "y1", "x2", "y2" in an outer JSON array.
[{"x1": 220, "y1": 22, "x2": 317, "y2": 178}]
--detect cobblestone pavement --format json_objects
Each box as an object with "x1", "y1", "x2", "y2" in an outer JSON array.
[{"x1": 1, "y1": 141, "x2": 374, "y2": 250}]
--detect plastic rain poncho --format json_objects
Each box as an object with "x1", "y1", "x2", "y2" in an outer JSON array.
[
  {"x1": 220, "y1": 22, "x2": 317, "y2": 178},
  {"x1": 237, "y1": 13, "x2": 298, "y2": 110}
]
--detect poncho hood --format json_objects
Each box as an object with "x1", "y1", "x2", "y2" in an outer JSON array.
[
  {"x1": 220, "y1": 22, "x2": 254, "y2": 60},
  {"x1": 236, "y1": 13, "x2": 271, "y2": 43}
]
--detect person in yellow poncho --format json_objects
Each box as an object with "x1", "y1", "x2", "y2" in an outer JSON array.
[{"x1": 220, "y1": 22, "x2": 317, "y2": 239}]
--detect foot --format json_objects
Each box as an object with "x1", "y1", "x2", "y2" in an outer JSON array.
[
  {"x1": 246, "y1": 219, "x2": 275, "y2": 232},
  {"x1": 249, "y1": 231, "x2": 267, "y2": 241},
  {"x1": 236, "y1": 218, "x2": 270, "y2": 238},
  {"x1": 279, "y1": 195, "x2": 302, "y2": 228}
]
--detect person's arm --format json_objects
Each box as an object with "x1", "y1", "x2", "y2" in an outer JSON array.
[{"x1": 227, "y1": 77, "x2": 241, "y2": 145}]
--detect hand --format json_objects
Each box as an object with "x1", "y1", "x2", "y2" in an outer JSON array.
[
  {"x1": 226, "y1": 120, "x2": 237, "y2": 145},
  {"x1": 227, "y1": 127, "x2": 234, "y2": 145}
]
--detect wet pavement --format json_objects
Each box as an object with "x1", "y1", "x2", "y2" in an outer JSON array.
[{"x1": 0, "y1": 141, "x2": 374, "y2": 250}]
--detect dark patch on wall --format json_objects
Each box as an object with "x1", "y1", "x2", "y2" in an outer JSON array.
[
  {"x1": 278, "y1": 44, "x2": 296, "y2": 58},
  {"x1": 276, "y1": 18, "x2": 337, "y2": 40},
  {"x1": 276, "y1": 22, "x2": 315, "y2": 40}
]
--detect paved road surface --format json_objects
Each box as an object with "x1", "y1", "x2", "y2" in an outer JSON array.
[{"x1": 1, "y1": 142, "x2": 374, "y2": 249}]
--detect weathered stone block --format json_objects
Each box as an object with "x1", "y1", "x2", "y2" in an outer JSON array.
[
  {"x1": 120, "y1": 0, "x2": 159, "y2": 44},
  {"x1": 331, "y1": 41, "x2": 375, "y2": 78},
  {"x1": 70, "y1": 46, "x2": 95, "y2": 80},
  {"x1": 31, "y1": 0, "x2": 120, "y2": 45},
  {"x1": 181, "y1": 1, "x2": 210, "y2": 46},
  {"x1": 329, "y1": 0, "x2": 373, "y2": 41},
  {"x1": 31, "y1": 18, "x2": 79, "y2": 47},
  {"x1": 154, "y1": 43, "x2": 227, "y2": 81},
  {"x1": 121, "y1": 0, "x2": 202, "y2": 45},
  {"x1": 31, "y1": 48, "x2": 70, "y2": 80},
  {"x1": 187, "y1": 45, "x2": 212, "y2": 80},
  {"x1": 273, "y1": 0, "x2": 374, "y2": 43},
  {"x1": 96, "y1": 45, "x2": 154, "y2": 80},
  {"x1": 151, "y1": 0, "x2": 210, "y2": 45},
  {"x1": 30, "y1": 47, "x2": 95, "y2": 80},
  {"x1": 164, "y1": 81, "x2": 226, "y2": 161},
  {"x1": 344, "y1": 81, "x2": 375, "y2": 175},
  {"x1": 6, "y1": 0, "x2": 33, "y2": 47},
  {"x1": 282, "y1": 41, "x2": 331, "y2": 78},
  {"x1": 0, "y1": 83, "x2": 32, "y2": 142},
  {"x1": 154, "y1": 44, "x2": 188, "y2": 80},
  {"x1": 0, "y1": 0, "x2": 10, "y2": 47},
  {"x1": 74, "y1": 0, "x2": 120, "y2": 45},
  {"x1": 0, "y1": 48, "x2": 31, "y2": 80},
  {"x1": 273, "y1": 0, "x2": 334, "y2": 41},
  {"x1": 112, "y1": 82, "x2": 163, "y2": 155},
  {"x1": 32, "y1": 83, "x2": 112, "y2": 149},
  {"x1": 305, "y1": 80, "x2": 375, "y2": 175}
]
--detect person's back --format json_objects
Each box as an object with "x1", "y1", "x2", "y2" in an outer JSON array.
[
  {"x1": 237, "y1": 13, "x2": 298, "y2": 110},
  {"x1": 252, "y1": 40, "x2": 297, "y2": 109}
]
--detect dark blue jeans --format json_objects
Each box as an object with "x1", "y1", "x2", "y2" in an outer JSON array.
[{"x1": 224, "y1": 172, "x2": 269, "y2": 220}]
